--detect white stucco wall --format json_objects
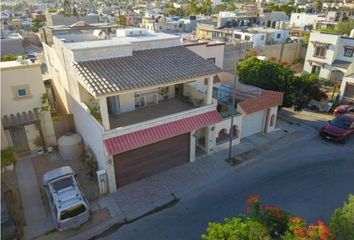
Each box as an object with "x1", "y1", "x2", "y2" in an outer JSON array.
[{"x1": 71, "y1": 97, "x2": 106, "y2": 169}]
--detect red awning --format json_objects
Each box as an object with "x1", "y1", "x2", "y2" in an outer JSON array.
[{"x1": 104, "y1": 110, "x2": 223, "y2": 156}]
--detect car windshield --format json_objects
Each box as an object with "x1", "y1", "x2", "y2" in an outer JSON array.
[
  {"x1": 330, "y1": 118, "x2": 352, "y2": 129},
  {"x1": 60, "y1": 204, "x2": 86, "y2": 221}
]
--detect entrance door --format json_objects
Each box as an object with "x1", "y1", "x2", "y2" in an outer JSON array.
[
  {"x1": 24, "y1": 124, "x2": 41, "y2": 151},
  {"x1": 9, "y1": 126, "x2": 29, "y2": 152},
  {"x1": 175, "y1": 84, "x2": 184, "y2": 97}
]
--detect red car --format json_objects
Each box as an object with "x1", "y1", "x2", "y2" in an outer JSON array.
[
  {"x1": 333, "y1": 105, "x2": 354, "y2": 116},
  {"x1": 320, "y1": 114, "x2": 354, "y2": 143}
]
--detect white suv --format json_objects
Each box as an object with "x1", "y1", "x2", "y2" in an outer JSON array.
[{"x1": 42, "y1": 166, "x2": 90, "y2": 231}]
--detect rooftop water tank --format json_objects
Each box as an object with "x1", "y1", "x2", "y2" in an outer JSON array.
[{"x1": 58, "y1": 133, "x2": 83, "y2": 160}]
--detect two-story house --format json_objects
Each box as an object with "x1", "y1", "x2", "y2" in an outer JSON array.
[
  {"x1": 1, "y1": 59, "x2": 56, "y2": 153},
  {"x1": 303, "y1": 31, "x2": 354, "y2": 83},
  {"x1": 43, "y1": 28, "x2": 224, "y2": 193}
]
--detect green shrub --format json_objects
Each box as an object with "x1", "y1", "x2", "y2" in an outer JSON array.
[
  {"x1": 329, "y1": 194, "x2": 354, "y2": 240},
  {"x1": 201, "y1": 216, "x2": 271, "y2": 240},
  {"x1": 1, "y1": 147, "x2": 16, "y2": 166}
]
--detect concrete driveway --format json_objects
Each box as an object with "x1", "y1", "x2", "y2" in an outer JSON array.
[{"x1": 101, "y1": 110, "x2": 354, "y2": 240}]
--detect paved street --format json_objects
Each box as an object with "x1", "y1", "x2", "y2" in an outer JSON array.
[{"x1": 101, "y1": 112, "x2": 354, "y2": 240}]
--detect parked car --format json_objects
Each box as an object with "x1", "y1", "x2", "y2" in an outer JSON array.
[
  {"x1": 1, "y1": 196, "x2": 20, "y2": 240},
  {"x1": 333, "y1": 105, "x2": 354, "y2": 116},
  {"x1": 42, "y1": 166, "x2": 90, "y2": 231},
  {"x1": 320, "y1": 114, "x2": 354, "y2": 143}
]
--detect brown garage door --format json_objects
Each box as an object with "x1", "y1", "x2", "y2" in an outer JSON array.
[{"x1": 114, "y1": 133, "x2": 190, "y2": 187}]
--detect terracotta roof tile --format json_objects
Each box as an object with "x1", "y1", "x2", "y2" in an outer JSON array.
[
  {"x1": 74, "y1": 46, "x2": 222, "y2": 96},
  {"x1": 238, "y1": 90, "x2": 283, "y2": 115}
]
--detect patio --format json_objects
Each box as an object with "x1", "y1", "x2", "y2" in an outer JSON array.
[{"x1": 109, "y1": 98, "x2": 197, "y2": 129}]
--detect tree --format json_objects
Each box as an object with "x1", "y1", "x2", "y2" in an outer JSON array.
[
  {"x1": 215, "y1": 4, "x2": 226, "y2": 13},
  {"x1": 117, "y1": 14, "x2": 127, "y2": 26},
  {"x1": 320, "y1": 19, "x2": 354, "y2": 36},
  {"x1": 237, "y1": 57, "x2": 323, "y2": 109},
  {"x1": 30, "y1": 18, "x2": 45, "y2": 32},
  {"x1": 62, "y1": 0, "x2": 72, "y2": 16},
  {"x1": 329, "y1": 194, "x2": 354, "y2": 240},
  {"x1": 225, "y1": 4, "x2": 236, "y2": 11}
]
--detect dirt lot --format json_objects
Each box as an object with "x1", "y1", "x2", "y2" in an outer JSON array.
[
  {"x1": 2, "y1": 169, "x2": 26, "y2": 236},
  {"x1": 31, "y1": 152, "x2": 100, "y2": 203}
]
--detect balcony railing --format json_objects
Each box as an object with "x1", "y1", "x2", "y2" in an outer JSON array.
[{"x1": 103, "y1": 98, "x2": 217, "y2": 140}]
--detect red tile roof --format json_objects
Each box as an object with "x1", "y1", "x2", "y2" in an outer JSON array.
[
  {"x1": 238, "y1": 90, "x2": 283, "y2": 115},
  {"x1": 104, "y1": 111, "x2": 222, "y2": 156}
]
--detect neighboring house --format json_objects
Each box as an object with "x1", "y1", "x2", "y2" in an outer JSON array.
[
  {"x1": 185, "y1": 41, "x2": 225, "y2": 69},
  {"x1": 233, "y1": 27, "x2": 289, "y2": 48},
  {"x1": 194, "y1": 77, "x2": 283, "y2": 147},
  {"x1": 303, "y1": 32, "x2": 354, "y2": 83},
  {"x1": 1, "y1": 60, "x2": 56, "y2": 152},
  {"x1": 339, "y1": 74, "x2": 354, "y2": 103},
  {"x1": 45, "y1": 13, "x2": 99, "y2": 26},
  {"x1": 290, "y1": 13, "x2": 325, "y2": 29},
  {"x1": 43, "y1": 28, "x2": 224, "y2": 192}
]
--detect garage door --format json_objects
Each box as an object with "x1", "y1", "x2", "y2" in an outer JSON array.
[
  {"x1": 241, "y1": 111, "x2": 265, "y2": 138},
  {"x1": 113, "y1": 133, "x2": 190, "y2": 187},
  {"x1": 344, "y1": 83, "x2": 354, "y2": 99}
]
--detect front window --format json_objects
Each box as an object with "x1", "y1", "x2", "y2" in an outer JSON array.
[
  {"x1": 314, "y1": 46, "x2": 326, "y2": 58},
  {"x1": 234, "y1": 34, "x2": 241, "y2": 39},
  {"x1": 245, "y1": 35, "x2": 251, "y2": 41},
  {"x1": 207, "y1": 58, "x2": 215, "y2": 64},
  {"x1": 60, "y1": 204, "x2": 87, "y2": 221},
  {"x1": 16, "y1": 88, "x2": 29, "y2": 97},
  {"x1": 330, "y1": 118, "x2": 352, "y2": 129}
]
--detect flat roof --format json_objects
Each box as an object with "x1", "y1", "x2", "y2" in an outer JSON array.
[{"x1": 0, "y1": 60, "x2": 40, "y2": 70}]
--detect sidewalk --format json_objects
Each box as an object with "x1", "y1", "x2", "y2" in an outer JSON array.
[{"x1": 69, "y1": 119, "x2": 314, "y2": 240}]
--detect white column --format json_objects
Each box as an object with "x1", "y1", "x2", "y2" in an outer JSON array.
[
  {"x1": 189, "y1": 130, "x2": 196, "y2": 162},
  {"x1": 105, "y1": 156, "x2": 117, "y2": 193},
  {"x1": 99, "y1": 97, "x2": 110, "y2": 130},
  {"x1": 206, "y1": 77, "x2": 213, "y2": 105},
  {"x1": 205, "y1": 126, "x2": 216, "y2": 155}
]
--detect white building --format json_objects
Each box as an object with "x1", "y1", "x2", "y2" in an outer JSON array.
[
  {"x1": 43, "y1": 27, "x2": 283, "y2": 194},
  {"x1": 339, "y1": 74, "x2": 354, "y2": 103},
  {"x1": 233, "y1": 27, "x2": 289, "y2": 48},
  {"x1": 289, "y1": 13, "x2": 325, "y2": 29},
  {"x1": 303, "y1": 31, "x2": 354, "y2": 83}
]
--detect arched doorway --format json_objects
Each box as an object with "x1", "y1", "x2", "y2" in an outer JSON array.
[
  {"x1": 266, "y1": 20, "x2": 271, "y2": 27},
  {"x1": 216, "y1": 126, "x2": 239, "y2": 144}
]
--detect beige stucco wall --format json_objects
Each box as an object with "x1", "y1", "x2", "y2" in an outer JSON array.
[
  {"x1": 187, "y1": 43, "x2": 225, "y2": 69},
  {"x1": 0, "y1": 62, "x2": 56, "y2": 147},
  {"x1": 255, "y1": 42, "x2": 306, "y2": 64}
]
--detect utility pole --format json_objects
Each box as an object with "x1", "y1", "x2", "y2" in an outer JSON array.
[{"x1": 228, "y1": 62, "x2": 238, "y2": 160}]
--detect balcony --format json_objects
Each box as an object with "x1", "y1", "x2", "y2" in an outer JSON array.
[{"x1": 109, "y1": 98, "x2": 198, "y2": 129}]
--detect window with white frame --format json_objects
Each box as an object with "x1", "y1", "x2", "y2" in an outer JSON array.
[{"x1": 12, "y1": 85, "x2": 31, "y2": 99}]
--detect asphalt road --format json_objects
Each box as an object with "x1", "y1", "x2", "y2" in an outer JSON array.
[{"x1": 102, "y1": 115, "x2": 354, "y2": 240}]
